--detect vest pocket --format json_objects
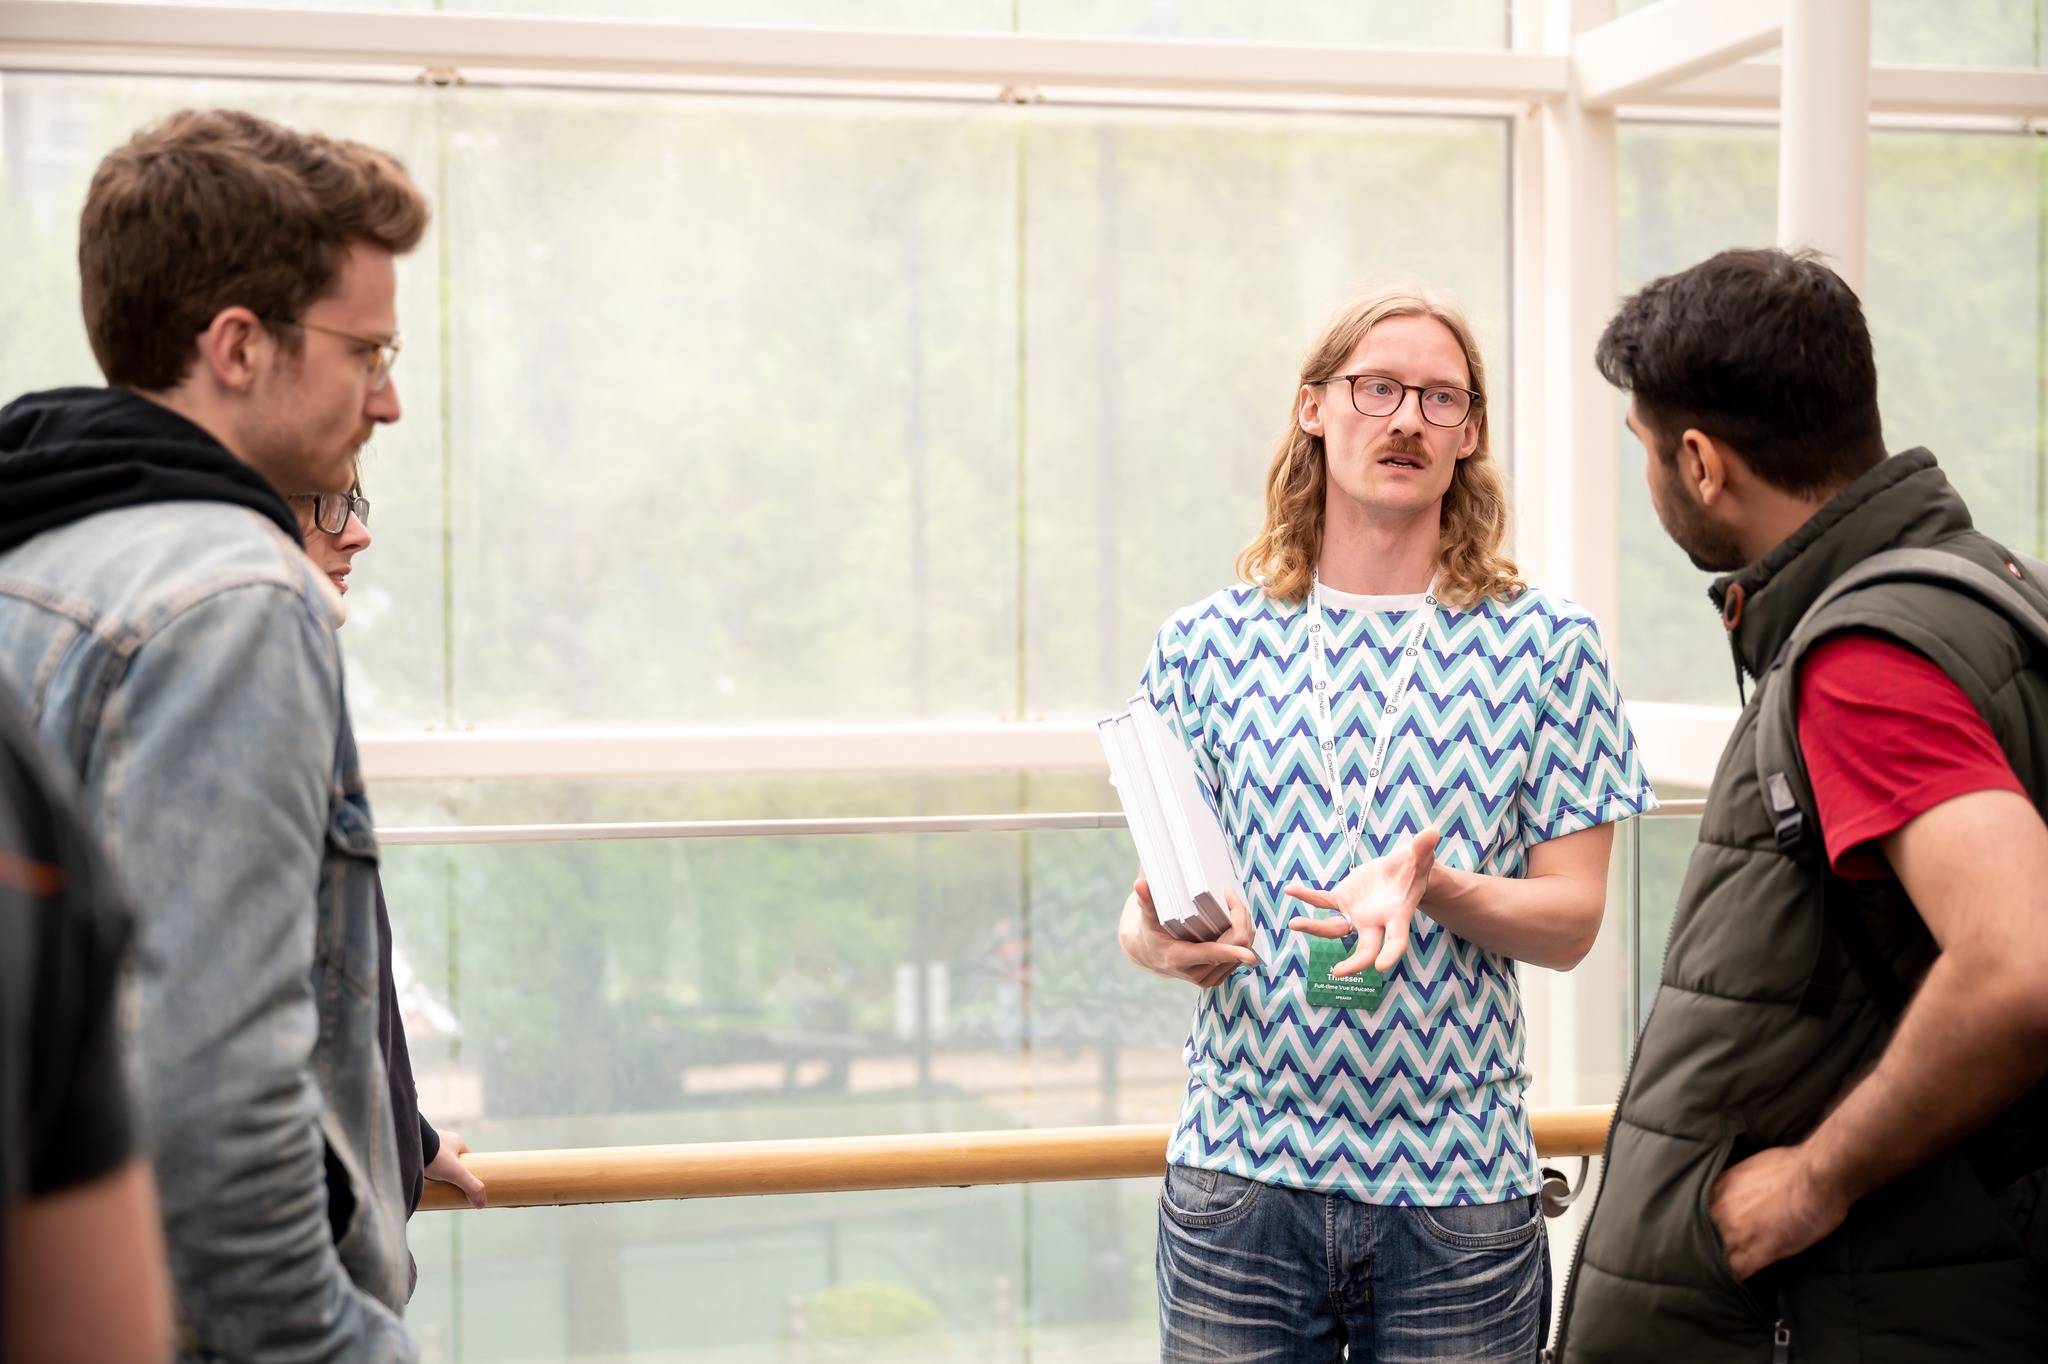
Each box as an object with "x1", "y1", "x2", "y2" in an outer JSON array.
[{"x1": 1693, "y1": 1133, "x2": 1776, "y2": 1328}]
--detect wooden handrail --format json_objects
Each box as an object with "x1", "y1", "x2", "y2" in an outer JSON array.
[{"x1": 418, "y1": 1105, "x2": 1614, "y2": 1211}]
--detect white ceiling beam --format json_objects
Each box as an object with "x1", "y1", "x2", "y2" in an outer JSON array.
[
  {"x1": 1654, "y1": 59, "x2": 2048, "y2": 120},
  {"x1": 1573, "y1": 0, "x2": 1783, "y2": 109},
  {"x1": 0, "y1": 1, "x2": 1567, "y2": 103}
]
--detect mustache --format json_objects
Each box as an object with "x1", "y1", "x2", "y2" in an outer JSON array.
[{"x1": 1379, "y1": 436, "x2": 1428, "y2": 459}]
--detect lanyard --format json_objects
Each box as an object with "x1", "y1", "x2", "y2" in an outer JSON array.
[{"x1": 1306, "y1": 572, "x2": 1437, "y2": 871}]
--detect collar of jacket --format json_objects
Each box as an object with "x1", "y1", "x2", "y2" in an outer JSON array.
[{"x1": 1707, "y1": 448, "x2": 1971, "y2": 683}]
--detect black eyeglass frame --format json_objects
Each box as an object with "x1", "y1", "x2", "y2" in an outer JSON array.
[
  {"x1": 287, "y1": 492, "x2": 371, "y2": 535},
  {"x1": 1320, "y1": 372, "x2": 1484, "y2": 428}
]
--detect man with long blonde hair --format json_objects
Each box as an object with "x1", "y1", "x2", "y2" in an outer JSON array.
[{"x1": 1118, "y1": 287, "x2": 1653, "y2": 1360}]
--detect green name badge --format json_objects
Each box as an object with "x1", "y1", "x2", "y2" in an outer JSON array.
[{"x1": 1305, "y1": 934, "x2": 1387, "y2": 1011}]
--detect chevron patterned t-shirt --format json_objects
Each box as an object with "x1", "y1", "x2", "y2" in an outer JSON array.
[{"x1": 1140, "y1": 580, "x2": 1654, "y2": 1207}]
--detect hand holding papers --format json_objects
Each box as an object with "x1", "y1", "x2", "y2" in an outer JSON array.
[{"x1": 1098, "y1": 692, "x2": 1246, "y2": 943}]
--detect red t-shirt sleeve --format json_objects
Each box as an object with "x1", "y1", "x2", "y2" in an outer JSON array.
[{"x1": 1795, "y1": 631, "x2": 2027, "y2": 879}]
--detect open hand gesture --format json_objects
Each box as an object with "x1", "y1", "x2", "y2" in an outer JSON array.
[{"x1": 1284, "y1": 830, "x2": 1440, "y2": 977}]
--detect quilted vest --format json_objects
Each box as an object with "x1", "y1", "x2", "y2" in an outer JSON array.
[{"x1": 1553, "y1": 450, "x2": 2048, "y2": 1363}]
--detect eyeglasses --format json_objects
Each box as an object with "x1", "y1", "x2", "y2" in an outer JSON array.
[
  {"x1": 287, "y1": 492, "x2": 371, "y2": 535},
  {"x1": 265, "y1": 317, "x2": 403, "y2": 394},
  {"x1": 1324, "y1": 373, "x2": 1481, "y2": 428}
]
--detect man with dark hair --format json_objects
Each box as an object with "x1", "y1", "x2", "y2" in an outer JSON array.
[
  {"x1": 1552, "y1": 247, "x2": 2048, "y2": 1361},
  {"x1": 0, "y1": 108, "x2": 431, "y2": 1361},
  {"x1": 0, "y1": 681, "x2": 171, "y2": 1361}
]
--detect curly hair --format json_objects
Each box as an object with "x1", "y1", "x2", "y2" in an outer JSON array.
[{"x1": 1234, "y1": 287, "x2": 1523, "y2": 610}]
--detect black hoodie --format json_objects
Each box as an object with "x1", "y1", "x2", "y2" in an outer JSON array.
[
  {"x1": 0, "y1": 386, "x2": 301, "y2": 551},
  {"x1": 0, "y1": 385, "x2": 438, "y2": 1232}
]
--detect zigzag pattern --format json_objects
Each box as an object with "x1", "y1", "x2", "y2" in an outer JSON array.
[{"x1": 1143, "y1": 583, "x2": 1653, "y2": 1205}]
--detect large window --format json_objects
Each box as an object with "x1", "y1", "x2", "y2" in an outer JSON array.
[
  {"x1": 1616, "y1": 121, "x2": 2047, "y2": 706},
  {"x1": 10, "y1": 6, "x2": 2045, "y2": 1358},
  {"x1": 2, "y1": 60, "x2": 1512, "y2": 1362},
  {"x1": 3, "y1": 73, "x2": 1509, "y2": 730}
]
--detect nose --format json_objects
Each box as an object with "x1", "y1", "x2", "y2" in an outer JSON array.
[
  {"x1": 1386, "y1": 385, "x2": 1427, "y2": 438},
  {"x1": 338, "y1": 511, "x2": 372, "y2": 555},
  {"x1": 367, "y1": 376, "x2": 402, "y2": 424}
]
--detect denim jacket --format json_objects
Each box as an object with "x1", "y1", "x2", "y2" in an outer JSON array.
[{"x1": 0, "y1": 501, "x2": 414, "y2": 1362}]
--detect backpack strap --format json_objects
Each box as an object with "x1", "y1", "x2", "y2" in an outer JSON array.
[
  {"x1": 1756, "y1": 547, "x2": 2048, "y2": 870},
  {"x1": 1754, "y1": 547, "x2": 2048, "y2": 1019}
]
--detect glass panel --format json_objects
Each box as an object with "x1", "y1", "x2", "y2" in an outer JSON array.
[
  {"x1": 439, "y1": 95, "x2": 1506, "y2": 729},
  {"x1": 436, "y1": 87, "x2": 1021, "y2": 729},
  {"x1": 384, "y1": 814, "x2": 1611, "y2": 1360},
  {"x1": 1871, "y1": 0, "x2": 2045, "y2": 68},
  {"x1": 0, "y1": 72, "x2": 452, "y2": 724},
  {"x1": 382, "y1": 825, "x2": 1176, "y2": 1360},
  {"x1": 1616, "y1": 123, "x2": 2047, "y2": 704},
  {"x1": 1614, "y1": 123, "x2": 1774, "y2": 705},
  {"x1": 1620, "y1": 0, "x2": 2046, "y2": 67},
  {"x1": 407, "y1": 1187, "x2": 1045, "y2": 1362},
  {"x1": 380, "y1": 827, "x2": 1192, "y2": 1146},
  {"x1": 1, "y1": 77, "x2": 1507, "y2": 732},
  {"x1": 1630, "y1": 808, "x2": 1702, "y2": 1039},
  {"x1": 1020, "y1": 111, "x2": 1510, "y2": 716}
]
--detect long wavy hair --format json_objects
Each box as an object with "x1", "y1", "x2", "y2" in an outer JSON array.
[{"x1": 1234, "y1": 288, "x2": 1524, "y2": 610}]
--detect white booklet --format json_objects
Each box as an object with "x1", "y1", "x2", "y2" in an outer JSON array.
[{"x1": 1097, "y1": 692, "x2": 1243, "y2": 942}]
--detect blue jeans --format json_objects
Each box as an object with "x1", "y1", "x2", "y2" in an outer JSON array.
[{"x1": 1156, "y1": 1164, "x2": 1551, "y2": 1363}]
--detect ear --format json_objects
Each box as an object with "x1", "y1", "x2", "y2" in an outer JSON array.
[
  {"x1": 1297, "y1": 383, "x2": 1326, "y2": 438},
  {"x1": 1455, "y1": 412, "x2": 1480, "y2": 461},
  {"x1": 1683, "y1": 428, "x2": 1732, "y2": 507},
  {"x1": 190, "y1": 306, "x2": 273, "y2": 395}
]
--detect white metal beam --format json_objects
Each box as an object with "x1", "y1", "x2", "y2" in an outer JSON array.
[
  {"x1": 0, "y1": 2, "x2": 1568, "y2": 103},
  {"x1": 1530, "y1": 1, "x2": 1621, "y2": 646},
  {"x1": 1627, "y1": 702, "x2": 1738, "y2": 791},
  {"x1": 357, "y1": 721, "x2": 1107, "y2": 783},
  {"x1": 373, "y1": 801, "x2": 1710, "y2": 847},
  {"x1": 356, "y1": 703, "x2": 1730, "y2": 789},
  {"x1": 376, "y1": 811, "x2": 1128, "y2": 846},
  {"x1": 1778, "y1": 0, "x2": 1871, "y2": 292},
  {"x1": 1572, "y1": 0, "x2": 1782, "y2": 110},
  {"x1": 1651, "y1": 59, "x2": 2048, "y2": 121}
]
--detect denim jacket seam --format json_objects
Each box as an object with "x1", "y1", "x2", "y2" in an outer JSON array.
[{"x1": 91, "y1": 577, "x2": 340, "y2": 883}]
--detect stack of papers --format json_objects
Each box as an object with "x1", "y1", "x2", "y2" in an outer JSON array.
[{"x1": 1097, "y1": 692, "x2": 1244, "y2": 942}]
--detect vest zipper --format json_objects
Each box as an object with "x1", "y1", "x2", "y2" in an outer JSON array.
[
  {"x1": 1727, "y1": 620, "x2": 1750, "y2": 708},
  {"x1": 1552, "y1": 617, "x2": 1770, "y2": 1357},
  {"x1": 1772, "y1": 1318, "x2": 1791, "y2": 1363}
]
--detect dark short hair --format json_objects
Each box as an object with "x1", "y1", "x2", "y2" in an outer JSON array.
[
  {"x1": 1595, "y1": 248, "x2": 1884, "y2": 496},
  {"x1": 80, "y1": 108, "x2": 431, "y2": 392}
]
